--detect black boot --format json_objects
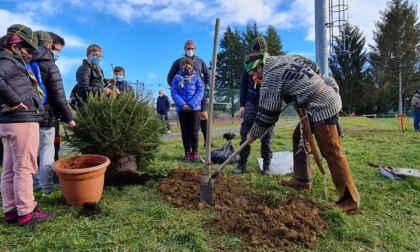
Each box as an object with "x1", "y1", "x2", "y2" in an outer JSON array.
[
  {"x1": 262, "y1": 159, "x2": 272, "y2": 176},
  {"x1": 231, "y1": 161, "x2": 246, "y2": 174}
]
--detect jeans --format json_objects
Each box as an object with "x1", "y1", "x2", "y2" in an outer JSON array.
[
  {"x1": 413, "y1": 109, "x2": 420, "y2": 131},
  {"x1": 33, "y1": 127, "x2": 55, "y2": 194}
]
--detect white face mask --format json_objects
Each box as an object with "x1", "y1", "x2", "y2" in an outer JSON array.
[{"x1": 185, "y1": 49, "x2": 194, "y2": 57}]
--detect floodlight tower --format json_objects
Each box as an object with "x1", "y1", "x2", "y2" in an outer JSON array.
[{"x1": 315, "y1": 0, "x2": 349, "y2": 75}]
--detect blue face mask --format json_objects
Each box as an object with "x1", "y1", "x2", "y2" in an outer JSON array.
[
  {"x1": 52, "y1": 51, "x2": 60, "y2": 61},
  {"x1": 89, "y1": 55, "x2": 100, "y2": 65},
  {"x1": 114, "y1": 75, "x2": 124, "y2": 82}
]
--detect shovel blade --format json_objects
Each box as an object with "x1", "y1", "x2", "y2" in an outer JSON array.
[{"x1": 200, "y1": 175, "x2": 215, "y2": 205}]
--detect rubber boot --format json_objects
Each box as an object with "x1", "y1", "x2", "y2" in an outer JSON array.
[
  {"x1": 231, "y1": 161, "x2": 246, "y2": 174},
  {"x1": 262, "y1": 159, "x2": 272, "y2": 176}
]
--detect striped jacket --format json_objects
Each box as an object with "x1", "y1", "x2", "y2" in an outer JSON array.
[{"x1": 249, "y1": 54, "x2": 342, "y2": 138}]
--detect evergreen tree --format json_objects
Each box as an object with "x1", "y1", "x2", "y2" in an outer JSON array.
[
  {"x1": 369, "y1": 0, "x2": 420, "y2": 114},
  {"x1": 215, "y1": 26, "x2": 246, "y2": 117},
  {"x1": 265, "y1": 25, "x2": 286, "y2": 56},
  {"x1": 329, "y1": 23, "x2": 375, "y2": 114},
  {"x1": 242, "y1": 21, "x2": 261, "y2": 52}
]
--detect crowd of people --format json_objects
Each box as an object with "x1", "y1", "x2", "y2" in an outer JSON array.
[{"x1": 9, "y1": 21, "x2": 420, "y2": 227}]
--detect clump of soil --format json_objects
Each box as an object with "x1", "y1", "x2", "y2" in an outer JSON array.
[
  {"x1": 79, "y1": 202, "x2": 102, "y2": 218},
  {"x1": 158, "y1": 167, "x2": 326, "y2": 250}
]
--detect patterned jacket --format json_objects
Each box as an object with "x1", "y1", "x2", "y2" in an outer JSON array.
[
  {"x1": 167, "y1": 56, "x2": 210, "y2": 87},
  {"x1": 249, "y1": 54, "x2": 342, "y2": 138}
]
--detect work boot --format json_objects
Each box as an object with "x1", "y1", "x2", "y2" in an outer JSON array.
[
  {"x1": 281, "y1": 178, "x2": 312, "y2": 190},
  {"x1": 262, "y1": 159, "x2": 272, "y2": 176},
  {"x1": 326, "y1": 197, "x2": 360, "y2": 214},
  {"x1": 231, "y1": 162, "x2": 246, "y2": 174}
]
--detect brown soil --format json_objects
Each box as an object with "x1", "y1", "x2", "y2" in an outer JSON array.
[
  {"x1": 157, "y1": 168, "x2": 326, "y2": 251},
  {"x1": 79, "y1": 202, "x2": 102, "y2": 218}
]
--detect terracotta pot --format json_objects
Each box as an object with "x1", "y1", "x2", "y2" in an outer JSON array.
[{"x1": 52, "y1": 154, "x2": 110, "y2": 206}]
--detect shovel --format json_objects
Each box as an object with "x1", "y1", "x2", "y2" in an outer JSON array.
[{"x1": 200, "y1": 18, "x2": 220, "y2": 205}]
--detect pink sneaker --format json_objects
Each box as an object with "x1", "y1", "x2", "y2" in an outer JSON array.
[
  {"x1": 192, "y1": 152, "x2": 199, "y2": 162},
  {"x1": 184, "y1": 152, "x2": 191, "y2": 162},
  {"x1": 18, "y1": 206, "x2": 56, "y2": 226}
]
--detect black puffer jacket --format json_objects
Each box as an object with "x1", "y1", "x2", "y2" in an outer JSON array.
[
  {"x1": 73, "y1": 59, "x2": 106, "y2": 105},
  {"x1": 32, "y1": 47, "x2": 73, "y2": 128},
  {"x1": 0, "y1": 51, "x2": 44, "y2": 123}
]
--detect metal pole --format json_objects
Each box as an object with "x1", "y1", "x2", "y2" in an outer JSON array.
[{"x1": 315, "y1": 0, "x2": 328, "y2": 75}]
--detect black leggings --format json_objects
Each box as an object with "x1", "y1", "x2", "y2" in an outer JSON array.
[{"x1": 178, "y1": 111, "x2": 200, "y2": 153}]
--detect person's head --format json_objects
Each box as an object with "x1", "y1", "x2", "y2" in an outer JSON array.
[
  {"x1": 113, "y1": 66, "x2": 125, "y2": 82},
  {"x1": 86, "y1": 44, "x2": 103, "y2": 65},
  {"x1": 250, "y1": 37, "x2": 268, "y2": 53},
  {"x1": 245, "y1": 52, "x2": 268, "y2": 85},
  {"x1": 184, "y1": 40, "x2": 195, "y2": 58},
  {"x1": 4, "y1": 24, "x2": 39, "y2": 63},
  {"x1": 35, "y1": 30, "x2": 53, "y2": 50},
  {"x1": 49, "y1": 32, "x2": 65, "y2": 60},
  {"x1": 415, "y1": 89, "x2": 420, "y2": 95},
  {"x1": 159, "y1": 90, "x2": 164, "y2": 97},
  {"x1": 181, "y1": 57, "x2": 193, "y2": 74}
]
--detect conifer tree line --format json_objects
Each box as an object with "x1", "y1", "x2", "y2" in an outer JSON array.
[{"x1": 214, "y1": 0, "x2": 420, "y2": 116}]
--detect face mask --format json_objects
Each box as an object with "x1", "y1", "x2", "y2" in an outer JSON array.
[
  {"x1": 182, "y1": 68, "x2": 192, "y2": 74},
  {"x1": 52, "y1": 51, "x2": 60, "y2": 61},
  {"x1": 185, "y1": 49, "x2": 194, "y2": 57},
  {"x1": 159, "y1": 94, "x2": 163, "y2": 97},
  {"x1": 114, "y1": 75, "x2": 124, "y2": 82},
  {"x1": 89, "y1": 55, "x2": 100, "y2": 65},
  {"x1": 252, "y1": 75, "x2": 262, "y2": 85},
  {"x1": 15, "y1": 48, "x2": 32, "y2": 63}
]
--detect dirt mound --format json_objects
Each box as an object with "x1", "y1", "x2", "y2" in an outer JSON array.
[{"x1": 157, "y1": 168, "x2": 326, "y2": 250}]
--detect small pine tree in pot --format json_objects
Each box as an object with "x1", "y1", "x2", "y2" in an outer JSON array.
[{"x1": 64, "y1": 90, "x2": 166, "y2": 184}]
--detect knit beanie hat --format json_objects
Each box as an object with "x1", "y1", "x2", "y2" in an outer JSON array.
[
  {"x1": 35, "y1": 30, "x2": 53, "y2": 44},
  {"x1": 6, "y1": 24, "x2": 39, "y2": 51},
  {"x1": 250, "y1": 37, "x2": 267, "y2": 52}
]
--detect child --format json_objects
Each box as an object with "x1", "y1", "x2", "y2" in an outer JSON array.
[
  {"x1": 0, "y1": 24, "x2": 55, "y2": 226},
  {"x1": 70, "y1": 44, "x2": 113, "y2": 108},
  {"x1": 106, "y1": 66, "x2": 132, "y2": 95},
  {"x1": 171, "y1": 57, "x2": 204, "y2": 162}
]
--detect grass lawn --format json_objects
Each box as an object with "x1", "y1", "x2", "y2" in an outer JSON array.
[{"x1": 1, "y1": 117, "x2": 419, "y2": 251}]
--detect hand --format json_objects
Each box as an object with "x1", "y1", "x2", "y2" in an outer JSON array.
[
  {"x1": 115, "y1": 89, "x2": 120, "y2": 95},
  {"x1": 104, "y1": 87, "x2": 113, "y2": 95},
  {"x1": 239, "y1": 107, "x2": 245, "y2": 118},
  {"x1": 1, "y1": 102, "x2": 28, "y2": 112},
  {"x1": 246, "y1": 134, "x2": 257, "y2": 145},
  {"x1": 107, "y1": 78, "x2": 116, "y2": 85},
  {"x1": 66, "y1": 120, "x2": 77, "y2": 128},
  {"x1": 182, "y1": 105, "x2": 190, "y2": 111}
]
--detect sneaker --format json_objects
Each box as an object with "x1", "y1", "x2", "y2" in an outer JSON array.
[
  {"x1": 167, "y1": 130, "x2": 171, "y2": 134},
  {"x1": 281, "y1": 178, "x2": 312, "y2": 190},
  {"x1": 4, "y1": 211, "x2": 18, "y2": 224},
  {"x1": 18, "y1": 206, "x2": 56, "y2": 226},
  {"x1": 184, "y1": 152, "x2": 191, "y2": 162},
  {"x1": 42, "y1": 189, "x2": 61, "y2": 199},
  {"x1": 191, "y1": 152, "x2": 199, "y2": 162}
]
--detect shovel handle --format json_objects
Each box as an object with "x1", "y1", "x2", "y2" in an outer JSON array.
[{"x1": 211, "y1": 140, "x2": 250, "y2": 178}]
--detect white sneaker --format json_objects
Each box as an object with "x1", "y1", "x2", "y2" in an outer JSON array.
[{"x1": 167, "y1": 130, "x2": 171, "y2": 134}]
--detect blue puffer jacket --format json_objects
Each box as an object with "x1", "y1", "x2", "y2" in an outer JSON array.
[
  {"x1": 0, "y1": 51, "x2": 45, "y2": 123},
  {"x1": 171, "y1": 70, "x2": 204, "y2": 112}
]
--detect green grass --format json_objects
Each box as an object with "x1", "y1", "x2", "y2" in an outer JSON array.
[{"x1": 1, "y1": 117, "x2": 420, "y2": 251}]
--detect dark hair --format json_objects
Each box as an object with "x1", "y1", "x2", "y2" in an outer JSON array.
[
  {"x1": 0, "y1": 35, "x2": 8, "y2": 49},
  {"x1": 49, "y1": 32, "x2": 65, "y2": 46},
  {"x1": 415, "y1": 89, "x2": 420, "y2": 94},
  {"x1": 244, "y1": 52, "x2": 264, "y2": 64},
  {"x1": 181, "y1": 57, "x2": 193, "y2": 65},
  {"x1": 113, "y1": 66, "x2": 125, "y2": 75}
]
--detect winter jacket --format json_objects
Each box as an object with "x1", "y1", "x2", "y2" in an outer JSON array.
[
  {"x1": 167, "y1": 56, "x2": 210, "y2": 86},
  {"x1": 171, "y1": 70, "x2": 204, "y2": 112},
  {"x1": 412, "y1": 93, "x2": 420, "y2": 111},
  {"x1": 240, "y1": 67, "x2": 260, "y2": 106},
  {"x1": 32, "y1": 47, "x2": 73, "y2": 127},
  {"x1": 156, "y1": 94, "x2": 170, "y2": 113},
  {"x1": 0, "y1": 51, "x2": 45, "y2": 123},
  {"x1": 249, "y1": 54, "x2": 342, "y2": 138},
  {"x1": 71, "y1": 59, "x2": 107, "y2": 108}
]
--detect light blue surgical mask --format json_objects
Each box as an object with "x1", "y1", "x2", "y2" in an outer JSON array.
[
  {"x1": 114, "y1": 75, "x2": 124, "y2": 82},
  {"x1": 185, "y1": 49, "x2": 194, "y2": 57},
  {"x1": 52, "y1": 51, "x2": 60, "y2": 61},
  {"x1": 89, "y1": 55, "x2": 101, "y2": 65}
]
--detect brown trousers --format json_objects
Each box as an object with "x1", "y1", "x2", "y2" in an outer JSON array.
[{"x1": 292, "y1": 121, "x2": 360, "y2": 203}]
